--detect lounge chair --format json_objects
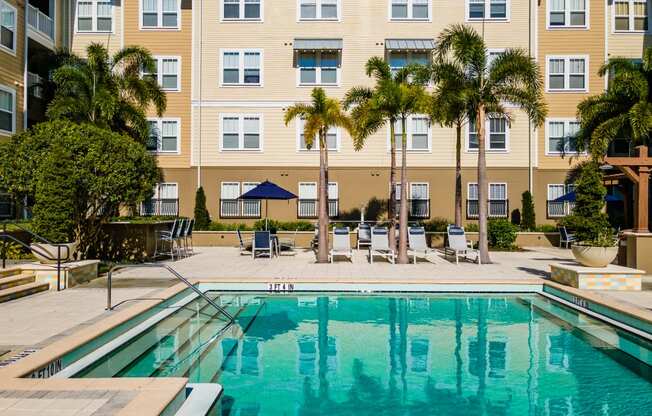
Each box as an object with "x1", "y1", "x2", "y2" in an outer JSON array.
[
  {"x1": 408, "y1": 226, "x2": 438, "y2": 264},
  {"x1": 369, "y1": 227, "x2": 395, "y2": 264},
  {"x1": 252, "y1": 231, "x2": 273, "y2": 259},
  {"x1": 330, "y1": 227, "x2": 353, "y2": 263},
  {"x1": 559, "y1": 226, "x2": 576, "y2": 249},
  {"x1": 444, "y1": 225, "x2": 481, "y2": 265},
  {"x1": 279, "y1": 228, "x2": 298, "y2": 254},
  {"x1": 357, "y1": 223, "x2": 371, "y2": 250},
  {"x1": 237, "y1": 229, "x2": 252, "y2": 255}
]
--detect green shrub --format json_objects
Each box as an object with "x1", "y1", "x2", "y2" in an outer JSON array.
[
  {"x1": 109, "y1": 215, "x2": 176, "y2": 224},
  {"x1": 0, "y1": 242, "x2": 31, "y2": 260},
  {"x1": 521, "y1": 191, "x2": 536, "y2": 231},
  {"x1": 465, "y1": 223, "x2": 479, "y2": 232},
  {"x1": 205, "y1": 222, "x2": 251, "y2": 231},
  {"x1": 535, "y1": 224, "x2": 559, "y2": 233},
  {"x1": 253, "y1": 220, "x2": 314, "y2": 231},
  {"x1": 193, "y1": 187, "x2": 211, "y2": 230},
  {"x1": 422, "y1": 217, "x2": 452, "y2": 232},
  {"x1": 488, "y1": 219, "x2": 518, "y2": 249}
]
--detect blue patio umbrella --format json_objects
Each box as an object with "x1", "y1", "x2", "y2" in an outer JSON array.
[
  {"x1": 239, "y1": 181, "x2": 297, "y2": 229},
  {"x1": 553, "y1": 191, "x2": 623, "y2": 203}
]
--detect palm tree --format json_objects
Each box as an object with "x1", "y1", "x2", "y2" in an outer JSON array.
[
  {"x1": 577, "y1": 47, "x2": 652, "y2": 156},
  {"x1": 47, "y1": 43, "x2": 166, "y2": 144},
  {"x1": 284, "y1": 88, "x2": 354, "y2": 263},
  {"x1": 436, "y1": 24, "x2": 547, "y2": 264},
  {"x1": 344, "y1": 58, "x2": 427, "y2": 264}
]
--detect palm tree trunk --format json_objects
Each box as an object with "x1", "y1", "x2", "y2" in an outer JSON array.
[
  {"x1": 397, "y1": 116, "x2": 409, "y2": 264},
  {"x1": 477, "y1": 105, "x2": 491, "y2": 264},
  {"x1": 455, "y1": 121, "x2": 463, "y2": 227},
  {"x1": 388, "y1": 120, "x2": 397, "y2": 253},
  {"x1": 317, "y1": 129, "x2": 329, "y2": 263}
]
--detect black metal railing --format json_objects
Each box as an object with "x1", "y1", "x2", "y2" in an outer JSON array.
[
  {"x1": 297, "y1": 199, "x2": 338, "y2": 218},
  {"x1": 466, "y1": 200, "x2": 509, "y2": 219},
  {"x1": 140, "y1": 198, "x2": 179, "y2": 216},
  {"x1": 546, "y1": 201, "x2": 575, "y2": 218},
  {"x1": 220, "y1": 199, "x2": 261, "y2": 218},
  {"x1": 393, "y1": 199, "x2": 430, "y2": 219}
]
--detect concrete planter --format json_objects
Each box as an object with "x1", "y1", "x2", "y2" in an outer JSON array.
[
  {"x1": 30, "y1": 242, "x2": 78, "y2": 264},
  {"x1": 571, "y1": 245, "x2": 619, "y2": 268}
]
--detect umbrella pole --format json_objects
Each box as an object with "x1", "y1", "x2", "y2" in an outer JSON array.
[{"x1": 266, "y1": 199, "x2": 269, "y2": 230}]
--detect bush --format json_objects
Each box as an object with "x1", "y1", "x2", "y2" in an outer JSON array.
[
  {"x1": 205, "y1": 222, "x2": 251, "y2": 231},
  {"x1": 109, "y1": 215, "x2": 177, "y2": 224},
  {"x1": 465, "y1": 223, "x2": 479, "y2": 232},
  {"x1": 488, "y1": 219, "x2": 518, "y2": 249},
  {"x1": 535, "y1": 224, "x2": 559, "y2": 233},
  {"x1": 422, "y1": 217, "x2": 452, "y2": 232},
  {"x1": 194, "y1": 187, "x2": 211, "y2": 230},
  {"x1": 253, "y1": 220, "x2": 314, "y2": 231},
  {"x1": 521, "y1": 191, "x2": 536, "y2": 231}
]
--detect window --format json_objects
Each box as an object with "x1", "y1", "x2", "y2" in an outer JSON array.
[
  {"x1": 547, "y1": 56, "x2": 587, "y2": 91},
  {"x1": 0, "y1": 86, "x2": 15, "y2": 134},
  {"x1": 220, "y1": 115, "x2": 262, "y2": 150},
  {"x1": 468, "y1": 117, "x2": 508, "y2": 151},
  {"x1": 548, "y1": 0, "x2": 587, "y2": 28},
  {"x1": 547, "y1": 184, "x2": 575, "y2": 217},
  {"x1": 221, "y1": 50, "x2": 262, "y2": 86},
  {"x1": 0, "y1": 0, "x2": 16, "y2": 52},
  {"x1": 467, "y1": 0, "x2": 509, "y2": 20},
  {"x1": 614, "y1": 0, "x2": 649, "y2": 32},
  {"x1": 299, "y1": 0, "x2": 339, "y2": 20},
  {"x1": 141, "y1": 183, "x2": 179, "y2": 216},
  {"x1": 391, "y1": 116, "x2": 431, "y2": 151},
  {"x1": 298, "y1": 182, "x2": 338, "y2": 218},
  {"x1": 390, "y1": 0, "x2": 430, "y2": 20},
  {"x1": 143, "y1": 57, "x2": 180, "y2": 91},
  {"x1": 220, "y1": 182, "x2": 261, "y2": 218},
  {"x1": 546, "y1": 119, "x2": 582, "y2": 154},
  {"x1": 467, "y1": 182, "x2": 508, "y2": 218},
  {"x1": 141, "y1": 0, "x2": 179, "y2": 29},
  {"x1": 77, "y1": 1, "x2": 113, "y2": 32},
  {"x1": 409, "y1": 183, "x2": 430, "y2": 218},
  {"x1": 223, "y1": 0, "x2": 262, "y2": 20},
  {"x1": 388, "y1": 51, "x2": 430, "y2": 73},
  {"x1": 298, "y1": 118, "x2": 338, "y2": 151},
  {"x1": 147, "y1": 118, "x2": 179, "y2": 153},
  {"x1": 297, "y1": 51, "x2": 339, "y2": 85}
]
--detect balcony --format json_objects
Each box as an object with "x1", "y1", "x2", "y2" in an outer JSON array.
[
  {"x1": 297, "y1": 199, "x2": 338, "y2": 218},
  {"x1": 393, "y1": 199, "x2": 430, "y2": 219},
  {"x1": 27, "y1": 72, "x2": 44, "y2": 98},
  {"x1": 466, "y1": 200, "x2": 509, "y2": 219},
  {"x1": 547, "y1": 201, "x2": 575, "y2": 219},
  {"x1": 140, "y1": 198, "x2": 179, "y2": 216},
  {"x1": 220, "y1": 199, "x2": 261, "y2": 219},
  {"x1": 27, "y1": 3, "x2": 54, "y2": 42}
]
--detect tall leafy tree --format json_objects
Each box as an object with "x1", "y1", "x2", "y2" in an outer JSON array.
[
  {"x1": 47, "y1": 43, "x2": 167, "y2": 144},
  {"x1": 577, "y1": 48, "x2": 652, "y2": 156},
  {"x1": 436, "y1": 24, "x2": 547, "y2": 263},
  {"x1": 284, "y1": 88, "x2": 354, "y2": 263}
]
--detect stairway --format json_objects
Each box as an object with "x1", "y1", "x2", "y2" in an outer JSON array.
[{"x1": 0, "y1": 269, "x2": 49, "y2": 304}]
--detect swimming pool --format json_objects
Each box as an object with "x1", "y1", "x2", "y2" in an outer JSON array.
[{"x1": 68, "y1": 292, "x2": 652, "y2": 415}]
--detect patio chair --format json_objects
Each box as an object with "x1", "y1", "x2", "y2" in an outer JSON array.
[
  {"x1": 252, "y1": 231, "x2": 273, "y2": 259},
  {"x1": 357, "y1": 223, "x2": 371, "y2": 250},
  {"x1": 176, "y1": 218, "x2": 188, "y2": 257},
  {"x1": 559, "y1": 226, "x2": 576, "y2": 249},
  {"x1": 154, "y1": 219, "x2": 180, "y2": 260},
  {"x1": 408, "y1": 226, "x2": 438, "y2": 264},
  {"x1": 185, "y1": 219, "x2": 195, "y2": 255},
  {"x1": 279, "y1": 228, "x2": 298, "y2": 254},
  {"x1": 444, "y1": 225, "x2": 480, "y2": 265},
  {"x1": 369, "y1": 227, "x2": 395, "y2": 264},
  {"x1": 237, "y1": 229, "x2": 252, "y2": 255},
  {"x1": 330, "y1": 227, "x2": 353, "y2": 263}
]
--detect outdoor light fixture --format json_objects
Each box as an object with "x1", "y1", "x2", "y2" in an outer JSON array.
[{"x1": 599, "y1": 163, "x2": 614, "y2": 171}]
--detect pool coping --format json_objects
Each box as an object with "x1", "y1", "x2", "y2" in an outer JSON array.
[{"x1": 0, "y1": 276, "x2": 650, "y2": 415}]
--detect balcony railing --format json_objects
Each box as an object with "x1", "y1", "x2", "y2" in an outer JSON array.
[
  {"x1": 466, "y1": 200, "x2": 509, "y2": 219},
  {"x1": 393, "y1": 199, "x2": 430, "y2": 219},
  {"x1": 27, "y1": 4, "x2": 54, "y2": 41},
  {"x1": 220, "y1": 199, "x2": 261, "y2": 218},
  {"x1": 140, "y1": 198, "x2": 179, "y2": 216},
  {"x1": 297, "y1": 199, "x2": 338, "y2": 218},
  {"x1": 547, "y1": 201, "x2": 575, "y2": 218},
  {"x1": 27, "y1": 72, "x2": 44, "y2": 98}
]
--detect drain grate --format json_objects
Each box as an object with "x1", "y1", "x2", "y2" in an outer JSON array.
[{"x1": 0, "y1": 348, "x2": 38, "y2": 368}]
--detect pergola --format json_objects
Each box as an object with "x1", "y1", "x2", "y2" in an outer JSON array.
[{"x1": 604, "y1": 145, "x2": 651, "y2": 233}]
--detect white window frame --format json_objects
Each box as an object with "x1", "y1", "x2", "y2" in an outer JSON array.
[
  {"x1": 544, "y1": 118, "x2": 586, "y2": 155},
  {"x1": 613, "y1": 0, "x2": 651, "y2": 33},
  {"x1": 466, "y1": 116, "x2": 510, "y2": 152},
  {"x1": 545, "y1": 55, "x2": 589, "y2": 92},
  {"x1": 220, "y1": 181, "x2": 262, "y2": 218},
  {"x1": 221, "y1": 0, "x2": 264, "y2": 22},
  {"x1": 387, "y1": 115, "x2": 432, "y2": 152},
  {"x1": 297, "y1": 0, "x2": 341, "y2": 21},
  {"x1": 409, "y1": 182, "x2": 429, "y2": 200},
  {"x1": 139, "y1": 0, "x2": 181, "y2": 30},
  {"x1": 296, "y1": 118, "x2": 340, "y2": 152},
  {"x1": 219, "y1": 113, "x2": 264, "y2": 151},
  {"x1": 0, "y1": 0, "x2": 17, "y2": 54},
  {"x1": 142, "y1": 56, "x2": 181, "y2": 92},
  {"x1": 546, "y1": 0, "x2": 589, "y2": 29},
  {"x1": 547, "y1": 184, "x2": 575, "y2": 218},
  {"x1": 467, "y1": 182, "x2": 508, "y2": 215},
  {"x1": 0, "y1": 84, "x2": 16, "y2": 135},
  {"x1": 387, "y1": 50, "x2": 432, "y2": 73},
  {"x1": 220, "y1": 49, "x2": 264, "y2": 87},
  {"x1": 465, "y1": 0, "x2": 510, "y2": 22},
  {"x1": 296, "y1": 50, "x2": 340, "y2": 87},
  {"x1": 75, "y1": 0, "x2": 114, "y2": 33},
  {"x1": 146, "y1": 117, "x2": 180, "y2": 154},
  {"x1": 388, "y1": 0, "x2": 432, "y2": 21}
]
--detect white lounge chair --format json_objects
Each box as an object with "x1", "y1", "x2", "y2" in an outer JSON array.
[
  {"x1": 357, "y1": 223, "x2": 372, "y2": 249},
  {"x1": 329, "y1": 227, "x2": 353, "y2": 263},
  {"x1": 369, "y1": 227, "x2": 395, "y2": 264},
  {"x1": 444, "y1": 225, "x2": 481, "y2": 265},
  {"x1": 237, "y1": 229, "x2": 252, "y2": 255},
  {"x1": 408, "y1": 226, "x2": 438, "y2": 264}
]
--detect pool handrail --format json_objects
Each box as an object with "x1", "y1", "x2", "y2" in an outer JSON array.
[{"x1": 106, "y1": 263, "x2": 234, "y2": 321}]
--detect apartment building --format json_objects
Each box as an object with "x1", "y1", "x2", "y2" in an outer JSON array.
[{"x1": 3, "y1": 1, "x2": 649, "y2": 225}]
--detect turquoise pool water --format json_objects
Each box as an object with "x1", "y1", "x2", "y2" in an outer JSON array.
[{"x1": 75, "y1": 294, "x2": 652, "y2": 415}]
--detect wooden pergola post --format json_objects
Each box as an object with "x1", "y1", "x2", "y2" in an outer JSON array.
[{"x1": 604, "y1": 145, "x2": 650, "y2": 233}]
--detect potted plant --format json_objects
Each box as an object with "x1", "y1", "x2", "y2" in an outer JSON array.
[{"x1": 559, "y1": 162, "x2": 618, "y2": 267}]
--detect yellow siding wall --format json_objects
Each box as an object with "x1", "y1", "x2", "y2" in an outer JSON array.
[
  {"x1": 71, "y1": 0, "x2": 123, "y2": 55},
  {"x1": 0, "y1": 0, "x2": 25, "y2": 137},
  {"x1": 607, "y1": 0, "x2": 652, "y2": 58}
]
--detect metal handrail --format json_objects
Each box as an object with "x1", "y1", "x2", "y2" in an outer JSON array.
[{"x1": 106, "y1": 263, "x2": 234, "y2": 322}]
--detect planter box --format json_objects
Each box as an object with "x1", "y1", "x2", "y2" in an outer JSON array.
[
  {"x1": 97, "y1": 221, "x2": 174, "y2": 262},
  {"x1": 550, "y1": 263, "x2": 644, "y2": 291}
]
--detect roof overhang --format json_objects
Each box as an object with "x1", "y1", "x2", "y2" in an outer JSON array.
[
  {"x1": 293, "y1": 39, "x2": 343, "y2": 51},
  {"x1": 385, "y1": 39, "x2": 436, "y2": 51}
]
